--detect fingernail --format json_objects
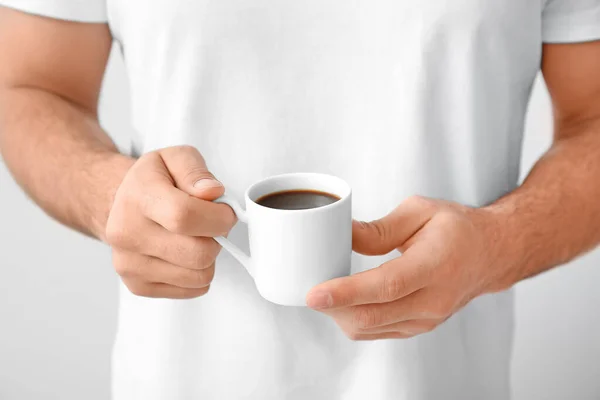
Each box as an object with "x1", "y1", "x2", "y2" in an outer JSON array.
[
  {"x1": 193, "y1": 179, "x2": 224, "y2": 189},
  {"x1": 307, "y1": 291, "x2": 333, "y2": 309}
]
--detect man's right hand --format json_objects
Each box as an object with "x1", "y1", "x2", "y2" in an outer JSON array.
[{"x1": 105, "y1": 146, "x2": 236, "y2": 299}]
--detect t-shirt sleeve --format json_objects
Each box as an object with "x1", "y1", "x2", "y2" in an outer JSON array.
[
  {"x1": 542, "y1": 0, "x2": 600, "y2": 43},
  {"x1": 0, "y1": 0, "x2": 107, "y2": 23}
]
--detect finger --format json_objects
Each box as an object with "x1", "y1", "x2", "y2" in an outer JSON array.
[
  {"x1": 158, "y1": 146, "x2": 226, "y2": 200},
  {"x1": 307, "y1": 242, "x2": 434, "y2": 309},
  {"x1": 115, "y1": 251, "x2": 215, "y2": 288},
  {"x1": 149, "y1": 233, "x2": 222, "y2": 270},
  {"x1": 106, "y1": 204, "x2": 224, "y2": 268},
  {"x1": 348, "y1": 332, "x2": 410, "y2": 341},
  {"x1": 352, "y1": 195, "x2": 437, "y2": 256},
  {"x1": 139, "y1": 176, "x2": 235, "y2": 237},
  {"x1": 322, "y1": 289, "x2": 427, "y2": 330},
  {"x1": 135, "y1": 221, "x2": 222, "y2": 270},
  {"x1": 358, "y1": 319, "x2": 438, "y2": 336},
  {"x1": 123, "y1": 278, "x2": 211, "y2": 299},
  {"x1": 131, "y1": 151, "x2": 235, "y2": 237},
  {"x1": 144, "y1": 258, "x2": 215, "y2": 289}
]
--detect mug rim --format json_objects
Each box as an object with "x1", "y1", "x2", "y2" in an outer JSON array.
[{"x1": 244, "y1": 172, "x2": 351, "y2": 214}]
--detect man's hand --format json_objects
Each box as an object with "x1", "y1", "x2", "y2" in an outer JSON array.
[
  {"x1": 307, "y1": 42, "x2": 600, "y2": 341},
  {"x1": 306, "y1": 196, "x2": 506, "y2": 340},
  {"x1": 105, "y1": 145, "x2": 236, "y2": 299}
]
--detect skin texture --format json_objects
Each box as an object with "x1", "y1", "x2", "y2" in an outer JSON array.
[{"x1": 1, "y1": 8, "x2": 600, "y2": 337}]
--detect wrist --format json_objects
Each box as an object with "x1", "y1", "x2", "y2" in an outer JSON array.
[
  {"x1": 477, "y1": 202, "x2": 525, "y2": 293},
  {"x1": 86, "y1": 152, "x2": 136, "y2": 241}
]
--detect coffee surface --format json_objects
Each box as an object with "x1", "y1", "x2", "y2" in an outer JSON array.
[{"x1": 256, "y1": 190, "x2": 340, "y2": 210}]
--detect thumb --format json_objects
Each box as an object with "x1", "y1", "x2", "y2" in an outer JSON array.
[
  {"x1": 352, "y1": 219, "x2": 400, "y2": 256},
  {"x1": 158, "y1": 145, "x2": 225, "y2": 200},
  {"x1": 353, "y1": 197, "x2": 436, "y2": 256}
]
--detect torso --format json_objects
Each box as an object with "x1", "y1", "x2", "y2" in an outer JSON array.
[{"x1": 107, "y1": 1, "x2": 540, "y2": 398}]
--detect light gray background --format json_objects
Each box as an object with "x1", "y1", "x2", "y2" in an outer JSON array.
[{"x1": 1, "y1": 47, "x2": 599, "y2": 400}]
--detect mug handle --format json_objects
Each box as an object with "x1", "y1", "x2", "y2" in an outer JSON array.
[{"x1": 214, "y1": 194, "x2": 254, "y2": 278}]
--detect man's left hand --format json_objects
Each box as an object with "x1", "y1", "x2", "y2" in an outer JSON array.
[{"x1": 306, "y1": 195, "x2": 509, "y2": 340}]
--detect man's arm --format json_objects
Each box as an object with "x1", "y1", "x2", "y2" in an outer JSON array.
[
  {"x1": 0, "y1": 7, "x2": 134, "y2": 241},
  {"x1": 0, "y1": 7, "x2": 235, "y2": 299},
  {"x1": 487, "y1": 41, "x2": 600, "y2": 291},
  {"x1": 306, "y1": 41, "x2": 600, "y2": 339}
]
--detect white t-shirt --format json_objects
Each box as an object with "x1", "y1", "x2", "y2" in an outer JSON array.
[{"x1": 3, "y1": 0, "x2": 600, "y2": 399}]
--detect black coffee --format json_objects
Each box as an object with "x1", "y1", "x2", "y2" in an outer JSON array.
[{"x1": 256, "y1": 190, "x2": 340, "y2": 210}]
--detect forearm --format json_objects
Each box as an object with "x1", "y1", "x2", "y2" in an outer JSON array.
[
  {"x1": 0, "y1": 87, "x2": 135, "y2": 241},
  {"x1": 485, "y1": 119, "x2": 600, "y2": 291}
]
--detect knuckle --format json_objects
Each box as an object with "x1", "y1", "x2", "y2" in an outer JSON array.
[
  {"x1": 379, "y1": 274, "x2": 407, "y2": 302},
  {"x1": 194, "y1": 252, "x2": 212, "y2": 270},
  {"x1": 163, "y1": 202, "x2": 191, "y2": 233},
  {"x1": 139, "y1": 150, "x2": 159, "y2": 161},
  {"x1": 203, "y1": 265, "x2": 216, "y2": 283},
  {"x1": 436, "y1": 210, "x2": 461, "y2": 228},
  {"x1": 194, "y1": 243, "x2": 218, "y2": 269},
  {"x1": 405, "y1": 321, "x2": 436, "y2": 335},
  {"x1": 189, "y1": 266, "x2": 215, "y2": 287},
  {"x1": 394, "y1": 332, "x2": 413, "y2": 339},
  {"x1": 353, "y1": 307, "x2": 379, "y2": 330},
  {"x1": 112, "y1": 252, "x2": 130, "y2": 277},
  {"x1": 400, "y1": 322, "x2": 423, "y2": 335},
  {"x1": 113, "y1": 262, "x2": 129, "y2": 277},
  {"x1": 105, "y1": 214, "x2": 132, "y2": 249},
  {"x1": 345, "y1": 330, "x2": 362, "y2": 341},
  {"x1": 404, "y1": 195, "x2": 433, "y2": 209},
  {"x1": 179, "y1": 238, "x2": 219, "y2": 269},
  {"x1": 432, "y1": 302, "x2": 453, "y2": 319},
  {"x1": 176, "y1": 144, "x2": 200, "y2": 155},
  {"x1": 179, "y1": 285, "x2": 210, "y2": 299},
  {"x1": 422, "y1": 322, "x2": 437, "y2": 333},
  {"x1": 371, "y1": 219, "x2": 391, "y2": 243},
  {"x1": 196, "y1": 285, "x2": 211, "y2": 297},
  {"x1": 125, "y1": 281, "x2": 152, "y2": 298}
]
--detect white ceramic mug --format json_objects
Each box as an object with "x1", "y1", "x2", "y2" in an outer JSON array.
[{"x1": 214, "y1": 173, "x2": 352, "y2": 306}]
